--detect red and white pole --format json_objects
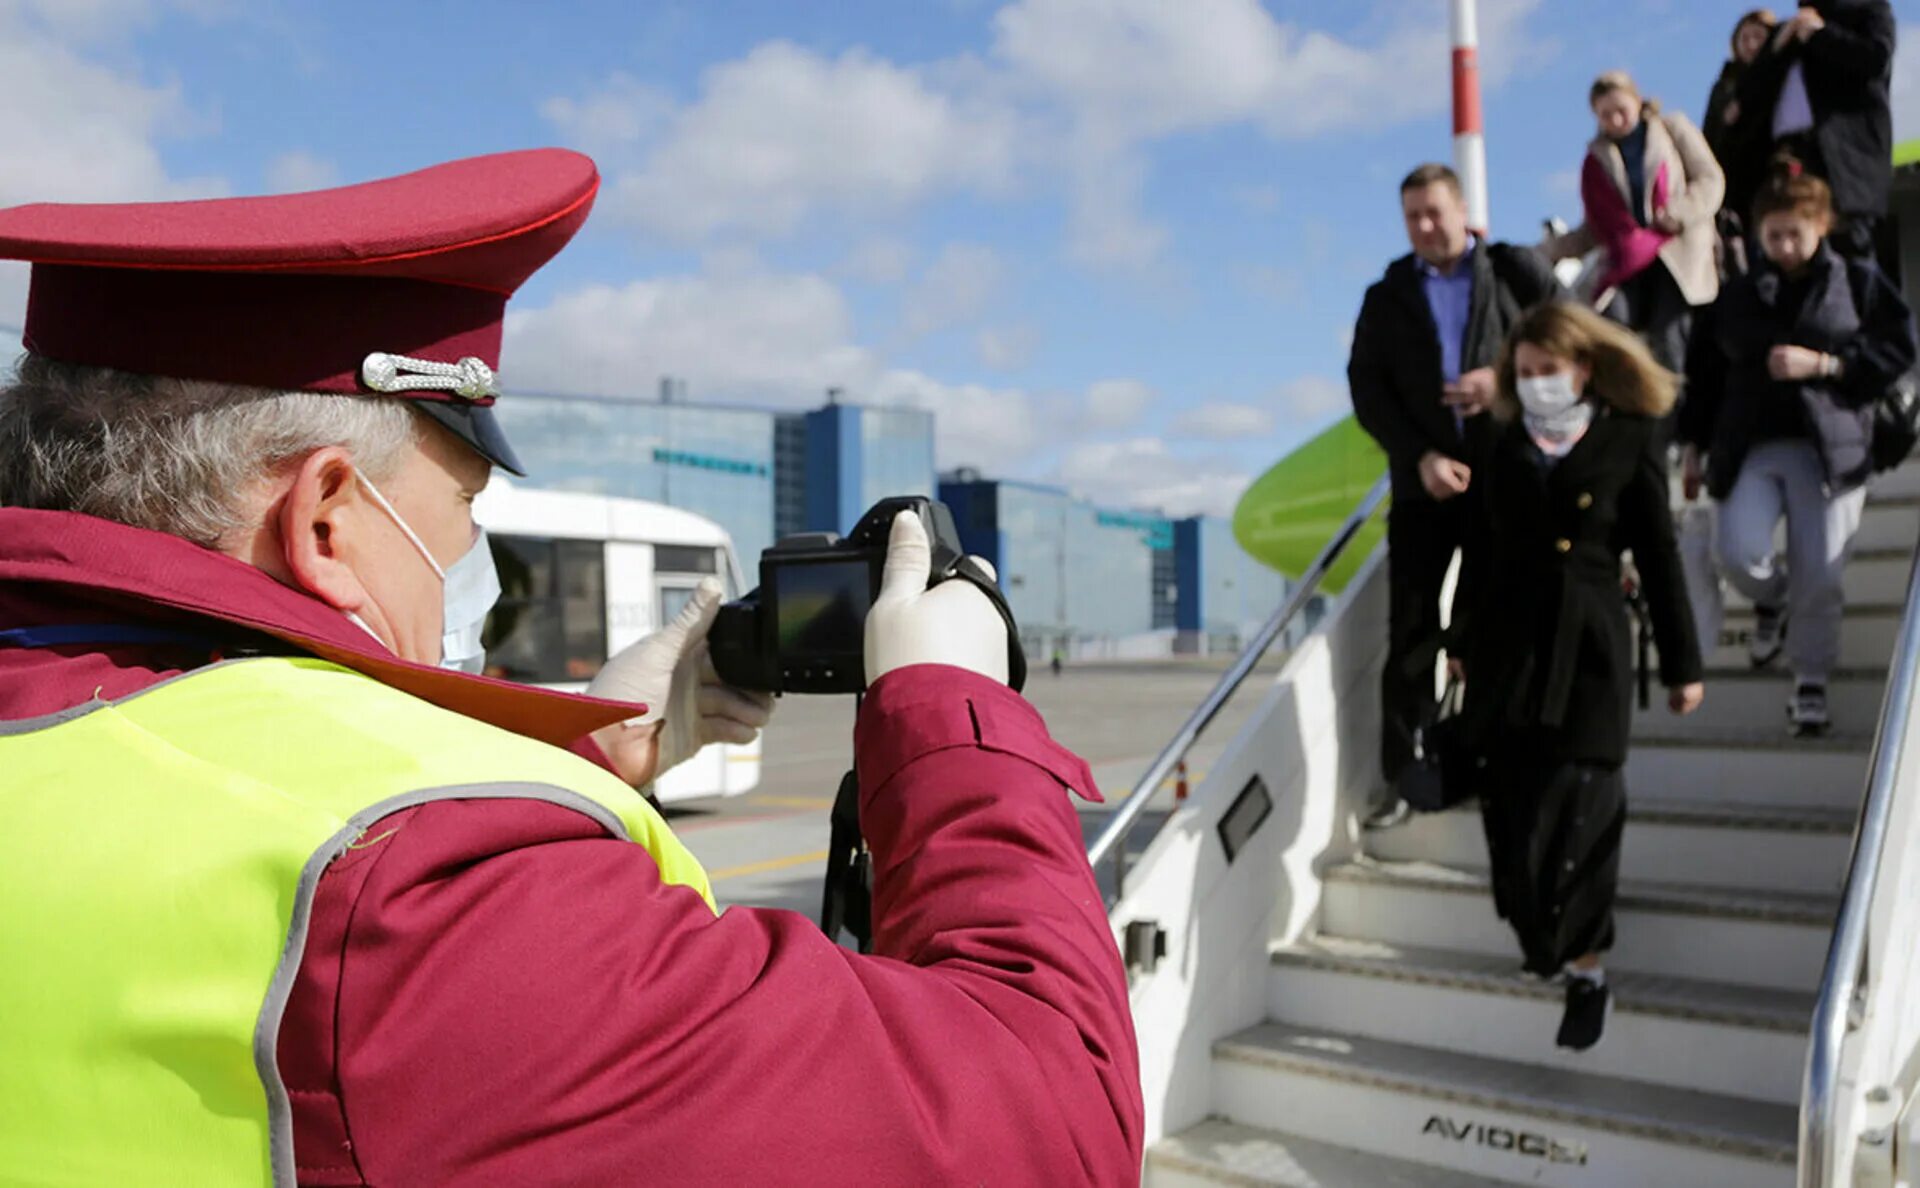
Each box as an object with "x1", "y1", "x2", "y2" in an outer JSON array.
[{"x1": 1451, "y1": 0, "x2": 1490, "y2": 235}]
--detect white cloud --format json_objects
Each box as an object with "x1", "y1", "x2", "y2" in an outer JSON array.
[
  {"x1": 1226, "y1": 184, "x2": 1282, "y2": 215},
  {"x1": 554, "y1": 42, "x2": 1019, "y2": 241},
  {"x1": 869, "y1": 369, "x2": 1047, "y2": 470},
  {"x1": 1080, "y1": 377, "x2": 1155, "y2": 431},
  {"x1": 840, "y1": 236, "x2": 916, "y2": 285},
  {"x1": 1895, "y1": 26, "x2": 1919, "y2": 140},
  {"x1": 976, "y1": 322, "x2": 1041, "y2": 370},
  {"x1": 1233, "y1": 262, "x2": 1306, "y2": 305},
  {"x1": 502, "y1": 266, "x2": 1046, "y2": 472},
  {"x1": 0, "y1": 3, "x2": 223, "y2": 210},
  {"x1": 901, "y1": 242, "x2": 1005, "y2": 337},
  {"x1": 503, "y1": 269, "x2": 867, "y2": 400},
  {"x1": 1054, "y1": 437, "x2": 1250, "y2": 517},
  {"x1": 992, "y1": 0, "x2": 1544, "y2": 268},
  {"x1": 1273, "y1": 375, "x2": 1348, "y2": 422},
  {"x1": 0, "y1": 1, "x2": 227, "y2": 328},
  {"x1": 1172, "y1": 401, "x2": 1275, "y2": 440},
  {"x1": 539, "y1": 72, "x2": 674, "y2": 151},
  {"x1": 263, "y1": 149, "x2": 339, "y2": 193}
]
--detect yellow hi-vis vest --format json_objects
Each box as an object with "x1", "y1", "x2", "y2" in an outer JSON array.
[{"x1": 0, "y1": 656, "x2": 712, "y2": 1187}]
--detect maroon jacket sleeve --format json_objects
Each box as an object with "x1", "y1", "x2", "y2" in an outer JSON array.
[{"x1": 281, "y1": 664, "x2": 1144, "y2": 1187}]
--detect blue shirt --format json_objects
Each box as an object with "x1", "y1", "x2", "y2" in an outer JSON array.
[{"x1": 1419, "y1": 239, "x2": 1477, "y2": 435}]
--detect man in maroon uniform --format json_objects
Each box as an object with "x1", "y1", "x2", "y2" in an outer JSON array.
[{"x1": 0, "y1": 150, "x2": 1143, "y2": 1184}]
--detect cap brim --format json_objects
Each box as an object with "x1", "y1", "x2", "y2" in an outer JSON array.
[{"x1": 413, "y1": 401, "x2": 526, "y2": 476}]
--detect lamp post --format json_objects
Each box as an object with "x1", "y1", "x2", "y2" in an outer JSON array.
[{"x1": 1451, "y1": 0, "x2": 1490, "y2": 235}]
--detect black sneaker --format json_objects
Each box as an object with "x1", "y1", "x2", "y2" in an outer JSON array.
[
  {"x1": 1790, "y1": 683, "x2": 1830, "y2": 737},
  {"x1": 1750, "y1": 605, "x2": 1788, "y2": 669},
  {"x1": 1557, "y1": 977, "x2": 1609, "y2": 1051}
]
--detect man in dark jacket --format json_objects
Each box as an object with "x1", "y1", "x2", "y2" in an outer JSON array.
[
  {"x1": 1735, "y1": 1, "x2": 1897, "y2": 262},
  {"x1": 1348, "y1": 163, "x2": 1562, "y2": 818}
]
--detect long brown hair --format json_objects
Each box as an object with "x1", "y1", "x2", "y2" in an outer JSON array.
[{"x1": 1494, "y1": 301, "x2": 1678, "y2": 421}]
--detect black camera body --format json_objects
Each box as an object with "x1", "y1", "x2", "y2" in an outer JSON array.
[{"x1": 710, "y1": 496, "x2": 1022, "y2": 694}]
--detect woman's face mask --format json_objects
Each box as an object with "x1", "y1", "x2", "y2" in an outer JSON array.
[
  {"x1": 1514, "y1": 362, "x2": 1594, "y2": 454},
  {"x1": 353, "y1": 467, "x2": 501, "y2": 672},
  {"x1": 1516, "y1": 371, "x2": 1584, "y2": 417}
]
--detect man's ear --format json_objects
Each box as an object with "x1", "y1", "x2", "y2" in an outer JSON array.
[{"x1": 280, "y1": 447, "x2": 374, "y2": 612}]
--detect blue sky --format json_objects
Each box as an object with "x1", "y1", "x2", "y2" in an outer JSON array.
[{"x1": 1, "y1": 0, "x2": 1915, "y2": 515}]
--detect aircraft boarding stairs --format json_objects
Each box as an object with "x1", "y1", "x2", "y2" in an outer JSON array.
[{"x1": 1106, "y1": 468, "x2": 1920, "y2": 1187}]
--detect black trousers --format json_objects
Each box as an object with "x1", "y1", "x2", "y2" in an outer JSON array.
[
  {"x1": 1606, "y1": 263, "x2": 1691, "y2": 377},
  {"x1": 1480, "y1": 749, "x2": 1626, "y2": 976},
  {"x1": 1382, "y1": 494, "x2": 1469, "y2": 781}
]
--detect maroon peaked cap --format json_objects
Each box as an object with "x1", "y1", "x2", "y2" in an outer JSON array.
[{"x1": 0, "y1": 148, "x2": 602, "y2": 474}]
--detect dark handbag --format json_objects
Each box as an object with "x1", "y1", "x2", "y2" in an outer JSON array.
[
  {"x1": 1871, "y1": 369, "x2": 1920, "y2": 474},
  {"x1": 1394, "y1": 677, "x2": 1468, "y2": 812}
]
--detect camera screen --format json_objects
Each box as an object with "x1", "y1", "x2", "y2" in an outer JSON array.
[{"x1": 774, "y1": 559, "x2": 874, "y2": 657}]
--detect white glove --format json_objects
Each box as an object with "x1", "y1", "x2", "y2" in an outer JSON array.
[
  {"x1": 865, "y1": 510, "x2": 1010, "y2": 686},
  {"x1": 587, "y1": 577, "x2": 775, "y2": 778}
]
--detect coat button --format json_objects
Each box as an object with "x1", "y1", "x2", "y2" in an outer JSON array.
[
  {"x1": 1577, "y1": 492, "x2": 1594, "y2": 510},
  {"x1": 1555, "y1": 538, "x2": 1572, "y2": 553}
]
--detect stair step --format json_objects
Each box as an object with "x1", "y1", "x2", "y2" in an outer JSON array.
[
  {"x1": 1716, "y1": 553, "x2": 1913, "y2": 608},
  {"x1": 1268, "y1": 936, "x2": 1812, "y2": 1104},
  {"x1": 1867, "y1": 466, "x2": 1920, "y2": 500},
  {"x1": 1627, "y1": 716, "x2": 1874, "y2": 752},
  {"x1": 1320, "y1": 860, "x2": 1836, "y2": 992},
  {"x1": 1698, "y1": 604, "x2": 1905, "y2": 670},
  {"x1": 1624, "y1": 741, "x2": 1869, "y2": 808},
  {"x1": 1629, "y1": 666, "x2": 1883, "y2": 735},
  {"x1": 1213, "y1": 1023, "x2": 1794, "y2": 1186},
  {"x1": 1854, "y1": 497, "x2": 1920, "y2": 551},
  {"x1": 1147, "y1": 1118, "x2": 1515, "y2": 1187},
  {"x1": 1366, "y1": 795, "x2": 1854, "y2": 895}
]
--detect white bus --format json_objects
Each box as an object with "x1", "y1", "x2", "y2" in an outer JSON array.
[{"x1": 474, "y1": 479, "x2": 762, "y2": 805}]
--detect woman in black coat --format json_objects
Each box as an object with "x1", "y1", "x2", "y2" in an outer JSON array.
[
  {"x1": 1455, "y1": 301, "x2": 1705, "y2": 1052},
  {"x1": 1704, "y1": 8, "x2": 1778, "y2": 269}
]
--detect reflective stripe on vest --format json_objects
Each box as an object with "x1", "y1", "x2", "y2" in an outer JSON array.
[{"x1": 0, "y1": 656, "x2": 712, "y2": 1186}]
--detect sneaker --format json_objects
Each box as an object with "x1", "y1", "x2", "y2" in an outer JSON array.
[
  {"x1": 1750, "y1": 605, "x2": 1788, "y2": 669},
  {"x1": 1363, "y1": 797, "x2": 1412, "y2": 831},
  {"x1": 1557, "y1": 976, "x2": 1610, "y2": 1051},
  {"x1": 1790, "y1": 683, "x2": 1830, "y2": 737}
]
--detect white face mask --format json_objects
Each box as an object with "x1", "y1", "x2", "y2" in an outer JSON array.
[
  {"x1": 1516, "y1": 372, "x2": 1594, "y2": 451},
  {"x1": 352, "y1": 467, "x2": 501, "y2": 673}
]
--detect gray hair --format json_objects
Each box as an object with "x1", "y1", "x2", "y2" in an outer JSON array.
[{"x1": 0, "y1": 353, "x2": 420, "y2": 549}]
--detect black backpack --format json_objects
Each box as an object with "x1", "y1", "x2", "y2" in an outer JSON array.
[
  {"x1": 1871, "y1": 369, "x2": 1920, "y2": 474},
  {"x1": 1843, "y1": 260, "x2": 1920, "y2": 473}
]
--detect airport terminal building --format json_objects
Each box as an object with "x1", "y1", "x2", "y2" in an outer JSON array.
[{"x1": 497, "y1": 390, "x2": 1293, "y2": 657}]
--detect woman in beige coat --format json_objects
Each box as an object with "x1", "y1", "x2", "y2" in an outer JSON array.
[{"x1": 1546, "y1": 72, "x2": 1726, "y2": 381}]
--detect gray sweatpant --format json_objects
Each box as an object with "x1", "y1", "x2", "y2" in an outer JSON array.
[{"x1": 1714, "y1": 439, "x2": 1866, "y2": 684}]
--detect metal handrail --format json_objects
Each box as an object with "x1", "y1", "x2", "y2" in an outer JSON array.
[
  {"x1": 1799, "y1": 538, "x2": 1920, "y2": 1184},
  {"x1": 1087, "y1": 474, "x2": 1391, "y2": 894}
]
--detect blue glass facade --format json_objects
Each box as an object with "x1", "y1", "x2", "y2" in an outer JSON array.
[
  {"x1": 499, "y1": 394, "x2": 939, "y2": 567},
  {"x1": 803, "y1": 404, "x2": 937, "y2": 534},
  {"x1": 939, "y1": 477, "x2": 1198, "y2": 655},
  {"x1": 1174, "y1": 515, "x2": 1291, "y2": 650},
  {"x1": 496, "y1": 394, "x2": 781, "y2": 562}
]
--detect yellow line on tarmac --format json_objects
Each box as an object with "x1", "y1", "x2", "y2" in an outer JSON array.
[
  {"x1": 708, "y1": 849, "x2": 830, "y2": 882},
  {"x1": 750, "y1": 795, "x2": 838, "y2": 810}
]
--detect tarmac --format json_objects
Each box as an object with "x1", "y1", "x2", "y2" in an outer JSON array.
[{"x1": 669, "y1": 656, "x2": 1279, "y2": 924}]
